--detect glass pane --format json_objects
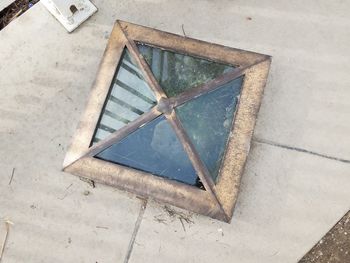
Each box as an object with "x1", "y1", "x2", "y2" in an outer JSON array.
[
  {"x1": 175, "y1": 77, "x2": 244, "y2": 181},
  {"x1": 92, "y1": 48, "x2": 157, "y2": 144},
  {"x1": 138, "y1": 43, "x2": 236, "y2": 97},
  {"x1": 95, "y1": 116, "x2": 201, "y2": 186}
]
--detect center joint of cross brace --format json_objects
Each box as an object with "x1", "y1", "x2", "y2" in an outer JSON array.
[{"x1": 157, "y1": 97, "x2": 173, "y2": 115}]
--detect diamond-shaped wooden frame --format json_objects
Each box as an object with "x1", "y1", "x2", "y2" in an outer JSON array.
[{"x1": 63, "y1": 20, "x2": 271, "y2": 222}]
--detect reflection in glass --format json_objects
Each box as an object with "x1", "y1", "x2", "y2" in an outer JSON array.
[
  {"x1": 95, "y1": 116, "x2": 200, "y2": 186},
  {"x1": 175, "y1": 77, "x2": 244, "y2": 181},
  {"x1": 138, "y1": 44, "x2": 236, "y2": 97},
  {"x1": 92, "y1": 48, "x2": 157, "y2": 144}
]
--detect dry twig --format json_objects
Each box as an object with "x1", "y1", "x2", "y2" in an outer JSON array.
[
  {"x1": 181, "y1": 24, "x2": 187, "y2": 37},
  {"x1": 0, "y1": 220, "x2": 13, "y2": 262},
  {"x1": 8, "y1": 168, "x2": 15, "y2": 185}
]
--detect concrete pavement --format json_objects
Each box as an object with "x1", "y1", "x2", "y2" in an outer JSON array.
[{"x1": 0, "y1": 1, "x2": 349, "y2": 262}]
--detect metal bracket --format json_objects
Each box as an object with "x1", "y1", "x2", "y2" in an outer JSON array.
[{"x1": 41, "y1": 0, "x2": 97, "y2": 33}]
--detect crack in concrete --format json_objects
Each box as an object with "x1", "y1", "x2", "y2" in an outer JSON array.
[
  {"x1": 253, "y1": 138, "x2": 350, "y2": 164},
  {"x1": 123, "y1": 199, "x2": 147, "y2": 263}
]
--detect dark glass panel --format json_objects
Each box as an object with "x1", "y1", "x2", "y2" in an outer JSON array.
[
  {"x1": 138, "y1": 44, "x2": 236, "y2": 97},
  {"x1": 175, "y1": 77, "x2": 244, "y2": 181},
  {"x1": 96, "y1": 116, "x2": 200, "y2": 186},
  {"x1": 93, "y1": 48, "x2": 156, "y2": 144}
]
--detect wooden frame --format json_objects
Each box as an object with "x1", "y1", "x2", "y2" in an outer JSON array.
[{"x1": 63, "y1": 20, "x2": 271, "y2": 222}]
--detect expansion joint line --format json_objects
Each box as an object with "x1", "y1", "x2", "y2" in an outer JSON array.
[
  {"x1": 124, "y1": 199, "x2": 148, "y2": 263},
  {"x1": 253, "y1": 138, "x2": 350, "y2": 164}
]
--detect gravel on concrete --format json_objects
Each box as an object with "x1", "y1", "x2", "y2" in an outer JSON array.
[{"x1": 299, "y1": 211, "x2": 350, "y2": 263}]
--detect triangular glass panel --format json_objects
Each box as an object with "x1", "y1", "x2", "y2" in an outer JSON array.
[
  {"x1": 92, "y1": 48, "x2": 157, "y2": 145},
  {"x1": 95, "y1": 116, "x2": 203, "y2": 187},
  {"x1": 137, "y1": 43, "x2": 236, "y2": 97},
  {"x1": 175, "y1": 77, "x2": 244, "y2": 181}
]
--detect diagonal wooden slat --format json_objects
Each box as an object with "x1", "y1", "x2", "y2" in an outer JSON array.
[
  {"x1": 117, "y1": 21, "x2": 167, "y2": 101},
  {"x1": 72, "y1": 106, "x2": 162, "y2": 162},
  {"x1": 166, "y1": 111, "x2": 229, "y2": 221},
  {"x1": 171, "y1": 57, "x2": 270, "y2": 108}
]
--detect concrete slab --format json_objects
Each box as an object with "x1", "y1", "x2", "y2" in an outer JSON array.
[
  {"x1": 0, "y1": 3, "x2": 141, "y2": 262},
  {"x1": 1, "y1": 0, "x2": 349, "y2": 262},
  {"x1": 0, "y1": 0, "x2": 14, "y2": 11},
  {"x1": 129, "y1": 143, "x2": 350, "y2": 263}
]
